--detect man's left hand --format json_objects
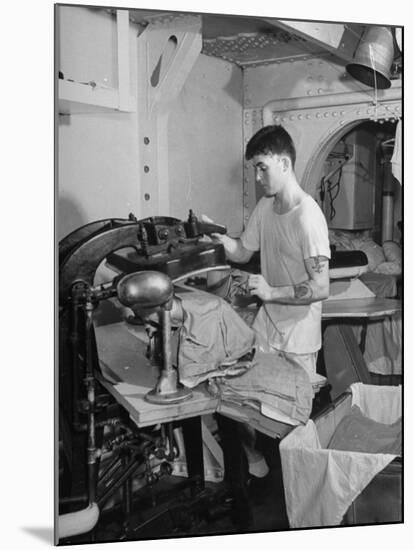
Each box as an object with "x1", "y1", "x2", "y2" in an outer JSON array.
[{"x1": 248, "y1": 274, "x2": 273, "y2": 302}]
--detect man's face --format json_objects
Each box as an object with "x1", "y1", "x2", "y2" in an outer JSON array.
[{"x1": 252, "y1": 153, "x2": 285, "y2": 197}]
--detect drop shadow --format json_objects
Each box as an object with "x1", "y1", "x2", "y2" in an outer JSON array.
[{"x1": 21, "y1": 526, "x2": 54, "y2": 545}]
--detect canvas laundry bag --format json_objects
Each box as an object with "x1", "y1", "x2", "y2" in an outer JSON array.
[{"x1": 279, "y1": 383, "x2": 401, "y2": 528}]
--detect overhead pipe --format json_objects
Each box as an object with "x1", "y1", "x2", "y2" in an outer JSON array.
[
  {"x1": 263, "y1": 84, "x2": 401, "y2": 122},
  {"x1": 382, "y1": 193, "x2": 394, "y2": 242},
  {"x1": 381, "y1": 161, "x2": 395, "y2": 243}
]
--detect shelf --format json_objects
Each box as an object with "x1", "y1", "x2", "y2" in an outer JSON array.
[
  {"x1": 57, "y1": 9, "x2": 135, "y2": 115},
  {"x1": 58, "y1": 79, "x2": 135, "y2": 114}
]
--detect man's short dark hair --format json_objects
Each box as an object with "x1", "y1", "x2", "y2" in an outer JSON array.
[{"x1": 245, "y1": 125, "x2": 296, "y2": 168}]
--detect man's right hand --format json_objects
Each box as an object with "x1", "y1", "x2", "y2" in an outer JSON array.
[
  {"x1": 201, "y1": 214, "x2": 226, "y2": 243},
  {"x1": 201, "y1": 215, "x2": 253, "y2": 264}
]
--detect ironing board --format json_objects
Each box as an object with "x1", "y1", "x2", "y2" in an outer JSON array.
[
  {"x1": 321, "y1": 298, "x2": 401, "y2": 399},
  {"x1": 94, "y1": 321, "x2": 300, "y2": 439}
]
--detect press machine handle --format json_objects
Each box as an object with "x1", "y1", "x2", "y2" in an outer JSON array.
[{"x1": 184, "y1": 209, "x2": 227, "y2": 238}]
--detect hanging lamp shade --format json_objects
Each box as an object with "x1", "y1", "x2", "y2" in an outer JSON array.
[{"x1": 346, "y1": 26, "x2": 394, "y2": 89}]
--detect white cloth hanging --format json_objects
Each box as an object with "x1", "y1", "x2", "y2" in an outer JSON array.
[{"x1": 391, "y1": 120, "x2": 402, "y2": 184}]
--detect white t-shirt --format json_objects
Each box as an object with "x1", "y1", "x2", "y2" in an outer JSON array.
[{"x1": 240, "y1": 194, "x2": 330, "y2": 354}]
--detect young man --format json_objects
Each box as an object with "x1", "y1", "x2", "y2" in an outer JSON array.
[
  {"x1": 212, "y1": 124, "x2": 331, "y2": 480},
  {"x1": 214, "y1": 124, "x2": 330, "y2": 368}
]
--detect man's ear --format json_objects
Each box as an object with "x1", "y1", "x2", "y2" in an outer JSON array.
[{"x1": 281, "y1": 155, "x2": 290, "y2": 172}]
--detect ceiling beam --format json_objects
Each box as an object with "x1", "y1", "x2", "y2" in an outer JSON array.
[{"x1": 265, "y1": 20, "x2": 366, "y2": 64}]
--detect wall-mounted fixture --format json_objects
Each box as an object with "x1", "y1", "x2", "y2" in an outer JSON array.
[{"x1": 346, "y1": 26, "x2": 394, "y2": 89}]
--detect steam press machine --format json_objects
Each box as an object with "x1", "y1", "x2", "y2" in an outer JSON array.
[
  {"x1": 59, "y1": 210, "x2": 228, "y2": 403},
  {"x1": 58, "y1": 211, "x2": 229, "y2": 538}
]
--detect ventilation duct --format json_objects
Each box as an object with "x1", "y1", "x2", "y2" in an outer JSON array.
[{"x1": 346, "y1": 26, "x2": 394, "y2": 89}]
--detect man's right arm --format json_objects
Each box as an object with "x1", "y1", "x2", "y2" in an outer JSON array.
[
  {"x1": 201, "y1": 215, "x2": 255, "y2": 263},
  {"x1": 212, "y1": 233, "x2": 254, "y2": 264}
]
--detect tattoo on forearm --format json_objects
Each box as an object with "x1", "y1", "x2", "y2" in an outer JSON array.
[
  {"x1": 294, "y1": 282, "x2": 313, "y2": 300},
  {"x1": 309, "y1": 255, "x2": 329, "y2": 274}
]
